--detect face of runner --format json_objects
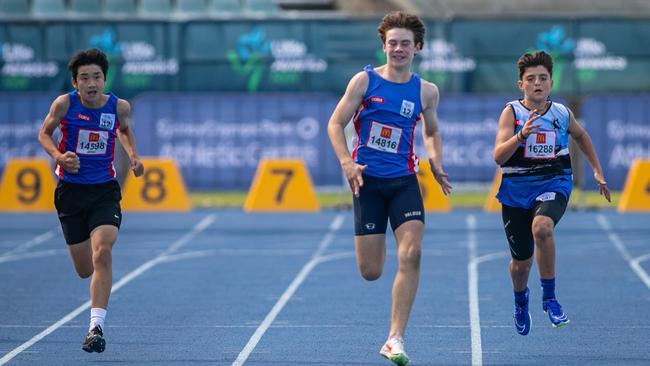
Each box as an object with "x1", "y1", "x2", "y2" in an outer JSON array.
[
  {"x1": 72, "y1": 64, "x2": 106, "y2": 107},
  {"x1": 518, "y1": 65, "x2": 553, "y2": 105},
  {"x1": 383, "y1": 27, "x2": 420, "y2": 70}
]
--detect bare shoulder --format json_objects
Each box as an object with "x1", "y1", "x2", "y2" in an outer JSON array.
[
  {"x1": 420, "y1": 79, "x2": 439, "y2": 108},
  {"x1": 347, "y1": 71, "x2": 369, "y2": 93},
  {"x1": 49, "y1": 94, "x2": 71, "y2": 117},
  {"x1": 117, "y1": 98, "x2": 131, "y2": 115}
]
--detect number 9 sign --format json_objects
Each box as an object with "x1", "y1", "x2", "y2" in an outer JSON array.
[{"x1": 0, "y1": 159, "x2": 56, "y2": 211}]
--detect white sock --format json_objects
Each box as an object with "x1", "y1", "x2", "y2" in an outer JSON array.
[{"x1": 89, "y1": 308, "x2": 107, "y2": 331}]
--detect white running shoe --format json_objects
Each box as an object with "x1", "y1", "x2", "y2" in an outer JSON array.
[{"x1": 379, "y1": 335, "x2": 409, "y2": 366}]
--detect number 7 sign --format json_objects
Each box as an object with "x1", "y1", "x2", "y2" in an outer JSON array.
[{"x1": 244, "y1": 159, "x2": 320, "y2": 212}]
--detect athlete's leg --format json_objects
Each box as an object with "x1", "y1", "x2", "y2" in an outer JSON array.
[
  {"x1": 389, "y1": 220, "x2": 423, "y2": 337},
  {"x1": 532, "y1": 215, "x2": 555, "y2": 279},
  {"x1": 89, "y1": 225, "x2": 118, "y2": 309},
  {"x1": 355, "y1": 234, "x2": 386, "y2": 281},
  {"x1": 502, "y1": 204, "x2": 535, "y2": 291},
  {"x1": 68, "y1": 240, "x2": 93, "y2": 278},
  {"x1": 510, "y1": 257, "x2": 533, "y2": 292},
  {"x1": 532, "y1": 193, "x2": 567, "y2": 280}
]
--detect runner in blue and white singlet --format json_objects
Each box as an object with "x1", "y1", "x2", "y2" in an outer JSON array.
[
  {"x1": 493, "y1": 51, "x2": 610, "y2": 338},
  {"x1": 497, "y1": 99, "x2": 572, "y2": 209},
  {"x1": 55, "y1": 90, "x2": 120, "y2": 184},
  {"x1": 351, "y1": 65, "x2": 422, "y2": 178}
]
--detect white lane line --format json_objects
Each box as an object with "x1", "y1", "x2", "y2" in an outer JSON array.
[
  {"x1": 0, "y1": 227, "x2": 58, "y2": 259},
  {"x1": 0, "y1": 214, "x2": 216, "y2": 365},
  {"x1": 231, "y1": 213, "x2": 345, "y2": 366},
  {"x1": 597, "y1": 214, "x2": 650, "y2": 290},
  {"x1": 0, "y1": 249, "x2": 65, "y2": 264},
  {"x1": 467, "y1": 214, "x2": 509, "y2": 366},
  {"x1": 467, "y1": 214, "x2": 482, "y2": 366}
]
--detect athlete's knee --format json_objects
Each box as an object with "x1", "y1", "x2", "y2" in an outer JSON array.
[
  {"x1": 510, "y1": 258, "x2": 532, "y2": 273},
  {"x1": 92, "y1": 246, "x2": 112, "y2": 268},
  {"x1": 76, "y1": 266, "x2": 93, "y2": 278},
  {"x1": 397, "y1": 243, "x2": 421, "y2": 270},
  {"x1": 532, "y1": 218, "x2": 554, "y2": 243},
  {"x1": 359, "y1": 265, "x2": 383, "y2": 281}
]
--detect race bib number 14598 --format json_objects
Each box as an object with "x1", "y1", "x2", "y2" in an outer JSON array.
[{"x1": 76, "y1": 129, "x2": 108, "y2": 155}]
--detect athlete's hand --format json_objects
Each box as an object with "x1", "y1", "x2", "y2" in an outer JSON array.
[
  {"x1": 341, "y1": 159, "x2": 367, "y2": 197},
  {"x1": 520, "y1": 109, "x2": 543, "y2": 139},
  {"x1": 56, "y1": 151, "x2": 80, "y2": 174},
  {"x1": 430, "y1": 164, "x2": 452, "y2": 195},
  {"x1": 594, "y1": 172, "x2": 611, "y2": 202},
  {"x1": 130, "y1": 156, "x2": 144, "y2": 177}
]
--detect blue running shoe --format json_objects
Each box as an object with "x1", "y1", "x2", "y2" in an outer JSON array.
[
  {"x1": 543, "y1": 298, "x2": 570, "y2": 328},
  {"x1": 513, "y1": 289, "x2": 531, "y2": 336}
]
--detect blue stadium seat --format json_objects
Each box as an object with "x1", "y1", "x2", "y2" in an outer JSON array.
[
  {"x1": 32, "y1": 0, "x2": 66, "y2": 16},
  {"x1": 140, "y1": 0, "x2": 173, "y2": 15},
  {"x1": 177, "y1": 0, "x2": 208, "y2": 14},
  {"x1": 211, "y1": 0, "x2": 242, "y2": 14},
  {"x1": 0, "y1": 0, "x2": 30, "y2": 16},
  {"x1": 70, "y1": 0, "x2": 102, "y2": 14},
  {"x1": 105, "y1": 0, "x2": 137, "y2": 14},
  {"x1": 246, "y1": 0, "x2": 279, "y2": 13}
]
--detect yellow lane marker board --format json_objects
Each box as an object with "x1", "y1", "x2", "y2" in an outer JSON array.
[
  {"x1": 484, "y1": 167, "x2": 502, "y2": 213},
  {"x1": 618, "y1": 159, "x2": 650, "y2": 212},
  {"x1": 244, "y1": 159, "x2": 320, "y2": 212},
  {"x1": 416, "y1": 160, "x2": 450, "y2": 212},
  {"x1": 121, "y1": 158, "x2": 191, "y2": 211},
  {"x1": 0, "y1": 158, "x2": 56, "y2": 212}
]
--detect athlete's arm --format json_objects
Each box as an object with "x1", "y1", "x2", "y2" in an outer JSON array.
[
  {"x1": 420, "y1": 80, "x2": 451, "y2": 195},
  {"x1": 327, "y1": 71, "x2": 368, "y2": 197},
  {"x1": 38, "y1": 95, "x2": 80, "y2": 173},
  {"x1": 568, "y1": 109, "x2": 610, "y2": 202},
  {"x1": 493, "y1": 106, "x2": 542, "y2": 165},
  {"x1": 116, "y1": 99, "x2": 144, "y2": 177}
]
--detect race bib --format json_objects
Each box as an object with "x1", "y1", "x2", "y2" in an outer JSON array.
[
  {"x1": 400, "y1": 100, "x2": 415, "y2": 118},
  {"x1": 367, "y1": 121, "x2": 402, "y2": 153},
  {"x1": 76, "y1": 129, "x2": 108, "y2": 155},
  {"x1": 535, "y1": 192, "x2": 556, "y2": 202},
  {"x1": 99, "y1": 113, "x2": 116, "y2": 130},
  {"x1": 524, "y1": 131, "x2": 556, "y2": 159}
]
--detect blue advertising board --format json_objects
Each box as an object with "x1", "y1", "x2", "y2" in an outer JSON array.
[{"x1": 581, "y1": 95, "x2": 650, "y2": 190}]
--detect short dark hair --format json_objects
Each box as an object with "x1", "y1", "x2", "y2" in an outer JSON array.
[
  {"x1": 377, "y1": 11, "x2": 426, "y2": 49},
  {"x1": 67, "y1": 48, "x2": 109, "y2": 81},
  {"x1": 517, "y1": 51, "x2": 553, "y2": 80}
]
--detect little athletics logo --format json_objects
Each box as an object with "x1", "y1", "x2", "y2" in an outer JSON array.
[
  {"x1": 228, "y1": 27, "x2": 327, "y2": 92},
  {"x1": 89, "y1": 29, "x2": 178, "y2": 91},
  {"x1": 0, "y1": 42, "x2": 58, "y2": 89},
  {"x1": 533, "y1": 25, "x2": 627, "y2": 90}
]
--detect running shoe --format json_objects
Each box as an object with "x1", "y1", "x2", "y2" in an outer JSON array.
[
  {"x1": 379, "y1": 335, "x2": 409, "y2": 366},
  {"x1": 82, "y1": 325, "x2": 106, "y2": 353},
  {"x1": 514, "y1": 288, "x2": 531, "y2": 336},
  {"x1": 543, "y1": 298, "x2": 570, "y2": 328}
]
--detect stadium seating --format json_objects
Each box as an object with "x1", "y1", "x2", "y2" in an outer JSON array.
[
  {"x1": 32, "y1": 0, "x2": 66, "y2": 15},
  {"x1": 0, "y1": 0, "x2": 30, "y2": 16},
  {"x1": 105, "y1": 0, "x2": 137, "y2": 14},
  {"x1": 246, "y1": 0, "x2": 279, "y2": 13},
  {"x1": 211, "y1": 0, "x2": 243, "y2": 14},
  {"x1": 70, "y1": 0, "x2": 102, "y2": 14},
  {"x1": 177, "y1": 0, "x2": 207, "y2": 14},
  {"x1": 140, "y1": 0, "x2": 173, "y2": 15}
]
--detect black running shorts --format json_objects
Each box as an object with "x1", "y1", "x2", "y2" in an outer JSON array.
[
  {"x1": 501, "y1": 192, "x2": 568, "y2": 260},
  {"x1": 353, "y1": 174, "x2": 424, "y2": 236},
  {"x1": 54, "y1": 180, "x2": 122, "y2": 245}
]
